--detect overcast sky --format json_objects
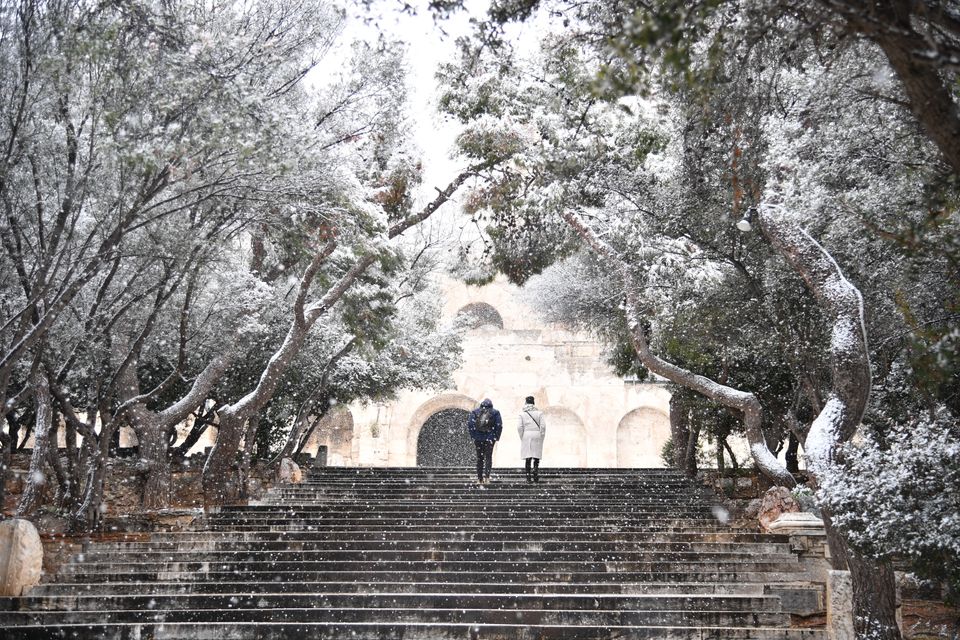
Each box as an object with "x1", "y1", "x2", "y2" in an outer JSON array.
[{"x1": 340, "y1": 1, "x2": 484, "y2": 183}]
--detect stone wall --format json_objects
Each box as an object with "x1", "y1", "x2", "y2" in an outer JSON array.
[
  {"x1": 327, "y1": 275, "x2": 674, "y2": 469},
  {"x1": 2, "y1": 453, "x2": 274, "y2": 530}
]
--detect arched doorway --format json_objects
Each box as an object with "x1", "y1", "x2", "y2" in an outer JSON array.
[
  {"x1": 540, "y1": 406, "x2": 588, "y2": 467},
  {"x1": 616, "y1": 407, "x2": 670, "y2": 467},
  {"x1": 416, "y1": 408, "x2": 473, "y2": 467},
  {"x1": 454, "y1": 302, "x2": 505, "y2": 330}
]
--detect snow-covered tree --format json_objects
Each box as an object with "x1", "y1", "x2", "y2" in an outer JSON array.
[{"x1": 435, "y1": 0, "x2": 958, "y2": 636}]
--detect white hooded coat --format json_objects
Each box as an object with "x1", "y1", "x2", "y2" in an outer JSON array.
[{"x1": 518, "y1": 404, "x2": 546, "y2": 459}]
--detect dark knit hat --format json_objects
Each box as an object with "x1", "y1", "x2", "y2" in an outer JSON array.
[{"x1": 525, "y1": 396, "x2": 535, "y2": 405}]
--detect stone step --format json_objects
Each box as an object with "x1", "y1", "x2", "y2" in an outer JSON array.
[
  {"x1": 12, "y1": 592, "x2": 785, "y2": 613},
  {"x1": 307, "y1": 468, "x2": 689, "y2": 473},
  {"x1": 258, "y1": 498, "x2": 711, "y2": 506},
  {"x1": 82, "y1": 539, "x2": 794, "y2": 554},
  {"x1": 0, "y1": 622, "x2": 828, "y2": 639},
  {"x1": 25, "y1": 580, "x2": 769, "y2": 597},
  {"x1": 69, "y1": 551, "x2": 799, "y2": 568},
  {"x1": 0, "y1": 606, "x2": 792, "y2": 627},
  {"x1": 51, "y1": 568, "x2": 806, "y2": 586},
  {"x1": 234, "y1": 500, "x2": 712, "y2": 509},
  {"x1": 210, "y1": 506, "x2": 715, "y2": 516},
  {"x1": 0, "y1": 467, "x2": 822, "y2": 638},
  {"x1": 58, "y1": 558, "x2": 800, "y2": 576},
  {"x1": 272, "y1": 474, "x2": 709, "y2": 496},
  {"x1": 261, "y1": 490, "x2": 714, "y2": 500},
  {"x1": 206, "y1": 509, "x2": 714, "y2": 526},
  {"x1": 198, "y1": 524, "x2": 735, "y2": 533},
  {"x1": 122, "y1": 530, "x2": 787, "y2": 544},
  {"x1": 263, "y1": 491, "x2": 713, "y2": 500}
]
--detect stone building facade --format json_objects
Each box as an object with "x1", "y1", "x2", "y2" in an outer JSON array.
[{"x1": 305, "y1": 276, "x2": 673, "y2": 469}]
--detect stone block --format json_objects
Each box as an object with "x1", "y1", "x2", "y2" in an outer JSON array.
[
  {"x1": 0, "y1": 518, "x2": 43, "y2": 596},
  {"x1": 279, "y1": 458, "x2": 303, "y2": 484},
  {"x1": 757, "y1": 486, "x2": 801, "y2": 532},
  {"x1": 765, "y1": 584, "x2": 825, "y2": 616},
  {"x1": 767, "y1": 512, "x2": 825, "y2": 536},
  {"x1": 828, "y1": 570, "x2": 854, "y2": 640},
  {"x1": 743, "y1": 498, "x2": 763, "y2": 518}
]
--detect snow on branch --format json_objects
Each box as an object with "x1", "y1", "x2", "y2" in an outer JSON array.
[{"x1": 561, "y1": 209, "x2": 797, "y2": 487}]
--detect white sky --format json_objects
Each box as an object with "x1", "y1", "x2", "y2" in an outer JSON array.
[
  {"x1": 342, "y1": 0, "x2": 488, "y2": 187},
  {"x1": 314, "y1": 1, "x2": 546, "y2": 263}
]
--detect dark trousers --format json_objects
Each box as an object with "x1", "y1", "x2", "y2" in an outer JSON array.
[
  {"x1": 475, "y1": 440, "x2": 494, "y2": 480},
  {"x1": 525, "y1": 457, "x2": 540, "y2": 480}
]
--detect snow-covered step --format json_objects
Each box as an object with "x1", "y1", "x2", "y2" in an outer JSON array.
[{"x1": 0, "y1": 467, "x2": 826, "y2": 639}]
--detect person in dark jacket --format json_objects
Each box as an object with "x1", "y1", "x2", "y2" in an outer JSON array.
[{"x1": 467, "y1": 398, "x2": 503, "y2": 484}]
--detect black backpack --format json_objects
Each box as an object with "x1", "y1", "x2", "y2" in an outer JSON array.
[{"x1": 475, "y1": 407, "x2": 493, "y2": 433}]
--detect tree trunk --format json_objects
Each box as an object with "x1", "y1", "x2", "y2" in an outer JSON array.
[
  {"x1": 71, "y1": 448, "x2": 107, "y2": 532},
  {"x1": 0, "y1": 435, "x2": 10, "y2": 513},
  {"x1": 17, "y1": 371, "x2": 54, "y2": 516},
  {"x1": 137, "y1": 420, "x2": 172, "y2": 510},
  {"x1": 46, "y1": 443, "x2": 68, "y2": 510},
  {"x1": 757, "y1": 200, "x2": 900, "y2": 639},
  {"x1": 561, "y1": 210, "x2": 796, "y2": 487},
  {"x1": 669, "y1": 392, "x2": 691, "y2": 471},
  {"x1": 70, "y1": 418, "x2": 119, "y2": 532},
  {"x1": 173, "y1": 409, "x2": 213, "y2": 458},
  {"x1": 722, "y1": 438, "x2": 739, "y2": 470},
  {"x1": 202, "y1": 412, "x2": 244, "y2": 506},
  {"x1": 684, "y1": 421, "x2": 701, "y2": 476},
  {"x1": 785, "y1": 433, "x2": 800, "y2": 473},
  {"x1": 278, "y1": 394, "x2": 329, "y2": 463},
  {"x1": 849, "y1": 550, "x2": 901, "y2": 639},
  {"x1": 61, "y1": 413, "x2": 81, "y2": 511},
  {"x1": 821, "y1": 506, "x2": 901, "y2": 639},
  {"x1": 830, "y1": 0, "x2": 960, "y2": 176},
  {"x1": 238, "y1": 415, "x2": 260, "y2": 500}
]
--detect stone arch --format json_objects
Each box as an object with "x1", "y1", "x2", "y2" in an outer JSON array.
[
  {"x1": 540, "y1": 406, "x2": 588, "y2": 468},
  {"x1": 304, "y1": 405, "x2": 355, "y2": 466},
  {"x1": 454, "y1": 302, "x2": 505, "y2": 330},
  {"x1": 616, "y1": 407, "x2": 670, "y2": 468},
  {"x1": 407, "y1": 393, "x2": 478, "y2": 463}
]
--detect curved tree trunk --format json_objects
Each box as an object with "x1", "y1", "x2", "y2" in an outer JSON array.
[
  {"x1": 17, "y1": 371, "x2": 54, "y2": 516},
  {"x1": 561, "y1": 210, "x2": 796, "y2": 487},
  {"x1": 0, "y1": 434, "x2": 10, "y2": 513},
  {"x1": 827, "y1": 0, "x2": 960, "y2": 176},
  {"x1": 200, "y1": 166, "x2": 488, "y2": 506},
  {"x1": 202, "y1": 411, "x2": 245, "y2": 506},
  {"x1": 70, "y1": 416, "x2": 117, "y2": 533},
  {"x1": 758, "y1": 202, "x2": 901, "y2": 640},
  {"x1": 173, "y1": 411, "x2": 213, "y2": 459}
]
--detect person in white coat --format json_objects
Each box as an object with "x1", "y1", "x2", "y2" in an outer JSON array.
[{"x1": 518, "y1": 396, "x2": 546, "y2": 482}]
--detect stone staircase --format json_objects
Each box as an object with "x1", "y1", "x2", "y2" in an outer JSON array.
[{"x1": 0, "y1": 467, "x2": 826, "y2": 638}]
